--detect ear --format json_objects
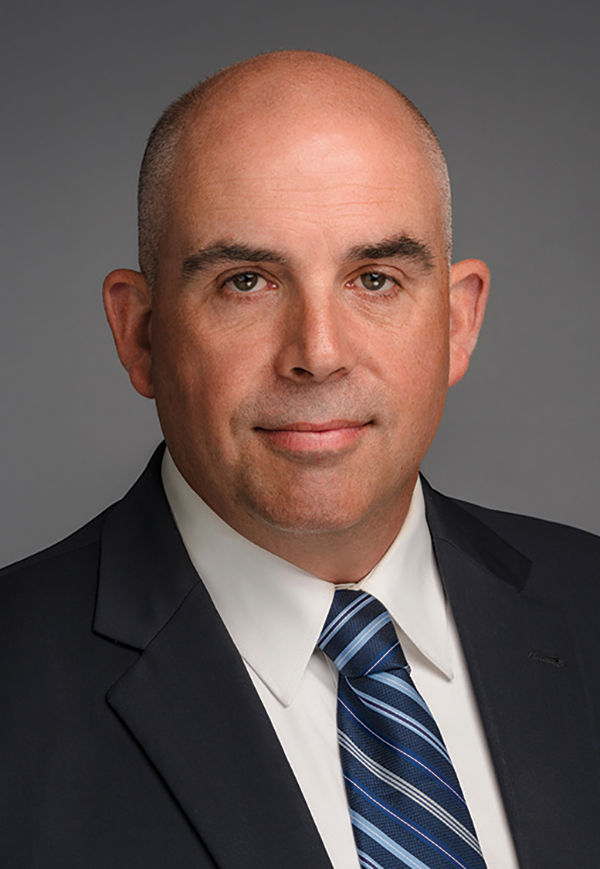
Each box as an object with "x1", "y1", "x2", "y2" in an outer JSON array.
[
  {"x1": 447, "y1": 258, "x2": 490, "y2": 388},
  {"x1": 102, "y1": 269, "x2": 154, "y2": 399}
]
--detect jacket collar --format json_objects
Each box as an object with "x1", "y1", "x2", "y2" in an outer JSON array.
[{"x1": 421, "y1": 476, "x2": 532, "y2": 591}]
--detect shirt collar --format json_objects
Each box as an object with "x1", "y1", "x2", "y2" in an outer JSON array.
[
  {"x1": 162, "y1": 449, "x2": 452, "y2": 706},
  {"x1": 358, "y1": 480, "x2": 452, "y2": 680}
]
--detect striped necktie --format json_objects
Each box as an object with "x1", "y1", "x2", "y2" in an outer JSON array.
[{"x1": 318, "y1": 589, "x2": 487, "y2": 869}]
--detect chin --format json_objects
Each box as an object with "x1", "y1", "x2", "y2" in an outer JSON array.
[
  {"x1": 235, "y1": 462, "x2": 409, "y2": 539},
  {"x1": 245, "y1": 489, "x2": 375, "y2": 536}
]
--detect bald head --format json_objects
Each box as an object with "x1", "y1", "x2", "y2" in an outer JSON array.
[
  {"x1": 105, "y1": 50, "x2": 489, "y2": 571},
  {"x1": 137, "y1": 51, "x2": 451, "y2": 289}
]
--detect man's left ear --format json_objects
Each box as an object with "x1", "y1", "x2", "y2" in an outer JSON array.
[{"x1": 447, "y1": 258, "x2": 490, "y2": 387}]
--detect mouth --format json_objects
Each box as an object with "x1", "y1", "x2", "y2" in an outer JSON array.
[{"x1": 255, "y1": 419, "x2": 372, "y2": 454}]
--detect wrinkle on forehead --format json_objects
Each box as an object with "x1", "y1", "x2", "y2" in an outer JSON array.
[
  {"x1": 170, "y1": 104, "x2": 443, "y2": 252},
  {"x1": 174, "y1": 83, "x2": 437, "y2": 212}
]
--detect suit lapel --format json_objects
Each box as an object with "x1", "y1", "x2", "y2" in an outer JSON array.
[
  {"x1": 423, "y1": 480, "x2": 600, "y2": 868},
  {"x1": 94, "y1": 447, "x2": 333, "y2": 869}
]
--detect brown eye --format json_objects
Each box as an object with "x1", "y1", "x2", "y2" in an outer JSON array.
[
  {"x1": 225, "y1": 272, "x2": 267, "y2": 292},
  {"x1": 359, "y1": 272, "x2": 395, "y2": 292}
]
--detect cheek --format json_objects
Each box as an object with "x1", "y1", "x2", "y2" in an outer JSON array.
[
  {"x1": 152, "y1": 310, "x2": 267, "y2": 433},
  {"x1": 385, "y1": 317, "x2": 449, "y2": 398},
  {"x1": 381, "y1": 324, "x2": 449, "y2": 452}
]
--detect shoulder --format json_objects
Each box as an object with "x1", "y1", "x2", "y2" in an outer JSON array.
[
  {"x1": 0, "y1": 504, "x2": 117, "y2": 634},
  {"x1": 452, "y1": 495, "x2": 600, "y2": 565},
  {"x1": 424, "y1": 480, "x2": 600, "y2": 616},
  {"x1": 1, "y1": 505, "x2": 114, "y2": 575},
  {"x1": 0, "y1": 445, "x2": 167, "y2": 588},
  {"x1": 422, "y1": 475, "x2": 600, "y2": 560}
]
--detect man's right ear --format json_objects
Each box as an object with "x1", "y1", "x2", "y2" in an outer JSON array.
[{"x1": 102, "y1": 269, "x2": 154, "y2": 399}]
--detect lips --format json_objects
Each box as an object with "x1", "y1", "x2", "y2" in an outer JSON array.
[{"x1": 256, "y1": 419, "x2": 371, "y2": 453}]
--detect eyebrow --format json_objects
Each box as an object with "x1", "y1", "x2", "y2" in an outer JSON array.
[
  {"x1": 348, "y1": 234, "x2": 435, "y2": 273},
  {"x1": 182, "y1": 243, "x2": 288, "y2": 279},
  {"x1": 181, "y1": 232, "x2": 435, "y2": 280}
]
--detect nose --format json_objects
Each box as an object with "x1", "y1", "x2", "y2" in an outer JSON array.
[{"x1": 274, "y1": 287, "x2": 357, "y2": 383}]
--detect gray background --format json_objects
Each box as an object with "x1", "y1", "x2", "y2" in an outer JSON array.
[{"x1": 2, "y1": 0, "x2": 599, "y2": 566}]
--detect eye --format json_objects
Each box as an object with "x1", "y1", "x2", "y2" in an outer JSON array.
[
  {"x1": 356, "y1": 271, "x2": 397, "y2": 292},
  {"x1": 224, "y1": 272, "x2": 268, "y2": 293}
]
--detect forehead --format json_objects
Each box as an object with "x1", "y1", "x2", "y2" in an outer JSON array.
[{"x1": 166, "y1": 99, "x2": 444, "y2": 260}]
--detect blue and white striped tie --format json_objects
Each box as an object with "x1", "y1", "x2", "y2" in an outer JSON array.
[{"x1": 318, "y1": 589, "x2": 487, "y2": 869}]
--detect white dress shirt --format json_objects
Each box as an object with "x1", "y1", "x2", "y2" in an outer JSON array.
[{"x1": 162, "y1": 449, "x2": 519, "y2": 868}]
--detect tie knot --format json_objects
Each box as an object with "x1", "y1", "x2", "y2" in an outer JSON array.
[{"x1": 317, "y1": 590, "x2": 407, "y2": 678}]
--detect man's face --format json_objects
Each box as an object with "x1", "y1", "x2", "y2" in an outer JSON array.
[
  {"x1": 108, "y1": 97, "x2": 486, "y2": 563},
  {"x1": 148, "y1": 107, "x2": 460, "y2": 540}
]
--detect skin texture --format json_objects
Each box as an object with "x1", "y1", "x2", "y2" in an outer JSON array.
[{"x1": 103, "y1": 52, "x2": 489, "y2": 582}]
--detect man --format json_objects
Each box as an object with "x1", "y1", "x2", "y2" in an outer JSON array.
[{"x1": 1, "y1": 50, "x2": 599, "y2": 869}]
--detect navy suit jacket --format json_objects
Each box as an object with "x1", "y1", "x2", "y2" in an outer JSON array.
[{"x1": 1, "y1": 445, "x2": 599, "y2": 868}]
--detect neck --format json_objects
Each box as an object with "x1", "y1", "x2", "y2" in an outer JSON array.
[
  {"x1": 215, "y1": 484, "x2": 416, "y2": 583},
  {"x1": 164, "y1": 450, "x2": 418, "y2": 583}
]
